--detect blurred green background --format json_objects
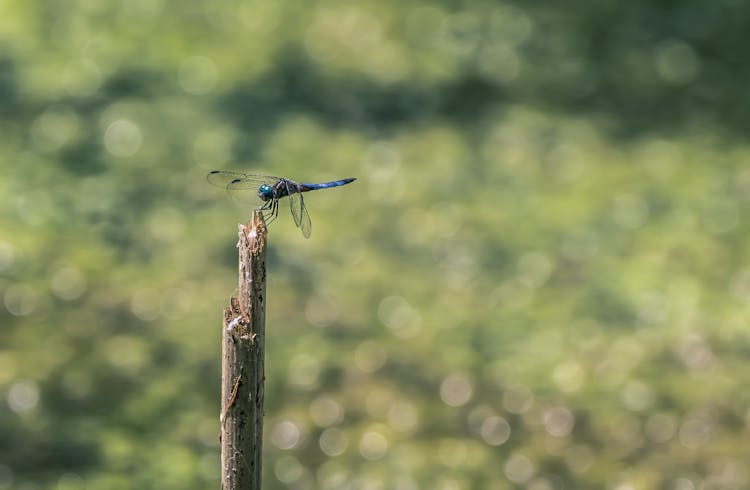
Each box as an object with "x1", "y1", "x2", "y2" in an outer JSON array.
[{"x1": 3, "y1": 1, "x2": 750, "y2": 489}]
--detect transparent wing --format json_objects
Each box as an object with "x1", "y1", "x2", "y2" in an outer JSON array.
[
  {"x1": 207, "y1": 170, "x2": 280, "y2": 205},
  {"x1": 299, "y1": 200, "x2": 312, "y2": 238},
  {"x1": 285, "y1": 181, "x2": 312, "y2": 238},
  {"x1": 206, "y1": 170, "x2": 278, "y2": 190}
]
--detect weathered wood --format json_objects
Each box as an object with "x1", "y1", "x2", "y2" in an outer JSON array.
[{"x1": 220, "y1": 210, "x2": 267, "y2": 490}]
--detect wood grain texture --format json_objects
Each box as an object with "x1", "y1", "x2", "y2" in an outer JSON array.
[{"x1": 220, "y1": 210, "x2": 267, "y2": 490}]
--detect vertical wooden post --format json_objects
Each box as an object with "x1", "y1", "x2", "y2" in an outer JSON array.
[{"x1": 220, "y1": 210, "x2": 267, "y2": 490}]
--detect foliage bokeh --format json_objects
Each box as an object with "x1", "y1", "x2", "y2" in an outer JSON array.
[{"x1": 2, "y1": 1, "x2": 750, "y2": 489}]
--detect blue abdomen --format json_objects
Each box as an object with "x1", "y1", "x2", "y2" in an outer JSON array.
[{"x1": 300, "y1": 178, "x2": 357, "y2": 191}]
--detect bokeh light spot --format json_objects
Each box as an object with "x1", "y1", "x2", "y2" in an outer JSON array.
[
  {"x1": 440, "y1": 374, "x2": 473, "y2": 407},
  {"x1": 531, "y1": 478, "x2": 556, "y2": 490},
  {"x1": 564, "y1": 444, "x2": 593, "y2": 474},
  {"x1": 644, "y1": 412, "x2": 677, "y2": 443},
  {"x1": 552, "y1": 361, "x2": 585, "y2": 393},
  {"x1": 7, "y1": 380, "x2": 39, "y2": 414},
  {"x1": 30, "y1": 108, "x2": 81, "y2": 153},
  {"x1": 504, "y1": 453, "x2": 535, "y2": 484},
  {"x1": 438, "y1": 439, "x2": 469, "y2": 467},
  {"x1": 654, "y1": 39, "x2": 700, "y2": 85},
  {"x1": 62, "y1": 58, "x2": 102, "y2": 96},
  {"x1": 503, "y1": 385, "x2": 534, "y2": 414},
  {"x1": 309, "y1": 396, "x2": 344, "y2": 427},
  {"x1": 104, "y1": 119, "x2": 143, "y2": 157},
  {"x1": 131, "y1": 289, "x2": 161, "y2": 321},
  {"x1": 488, "y1": 6, "x2": 533, "y2": 46},
  {"x1": 705, "y1": 458, "x2": 748, "y2": 488},
  {"x1": 274, "y1": 455, "x2": 305, "y2": 484},
  {"x1": 679, "y1": 416, "x2": 712, "y2": 449},
  {"x1": 56, "y1": 473, "x2": 85, "y2": 490},
  {"x1": 50, "y1": 266, "x2": 86, "y2": 301},
  {"x1": 478, "y1": 43, "x2": 520, "y2": 84},
  {"x1": 387, "y1": 400, "x2": 419, "y2": 433},
  {"x1": 271, "y1": 420, "x2": 302, "y2": 450},
  {"x1": 480, "y1": 415, "x2": 511, "y2": 446},
  {"x1": 621, "y1": 380, "x2": 655, "y2": 412},
  {"x1": 672, "y1": 478, "x2": 696, "y2": 490},
  {"x1": 365, "y1": 388, "x2": 393, "y2": 417},
  {"x1": 4, "y1": 285, "x2": 38, "y2": 316},
  {"x1": 305, "y1": 295, "x2": 340, "y2": 328},
  {"x1": 677, "y1": 334, "x2": 714, "y2": 371},
  {"x1": 319, "y1": 428, "x2": 348, "y2": 457},
  {"x1": 443, "y1": 13, "x2": 482, "y2": 56},
  {"x1": 543, "y1": 406, "x2": 575, "y2": 437},
  {"x1": 354, "y1": 341, "x2": 387, "y2": 373},
  {"x1": 61, "y1": 370, "x2": 92, "y2": 400},
  {"x1": 103, "y1": 336, "x2": 148, "y2": 373},
  {"x1": 359, "y1": 430, "x2": 388, "y2": 461},
  {"x1": 316, "y1": 461, "x2": 350, "y2": 488},
  {"x1": 378, "y1": 296, "x2": 422, "y2": 339}
]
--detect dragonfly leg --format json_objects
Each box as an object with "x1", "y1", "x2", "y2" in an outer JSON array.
[
  {"x1": 265, "y1": 211, "x2": 278, "y2": 225},
  {"x1": 260, "y1": 199, "x2": 279, "y2": 225}
]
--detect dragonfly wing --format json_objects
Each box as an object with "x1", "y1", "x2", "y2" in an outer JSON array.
[
  {"x1": 299, "y1": 200, "x2": 312, "y2": 238},
  {"x1": 206, "y1": 171, "x2": 278, "y2": 190},
  {"x1": 207, "y1": 171, "x2": 280, "y2": 205},
  {"x1": 285, "y1": 181, "x2": 312, "y2": 238}
]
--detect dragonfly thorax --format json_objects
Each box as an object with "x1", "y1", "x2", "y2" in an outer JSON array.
[{"x1": 257, "y1": 184, "x2": 274, "y2": 201}]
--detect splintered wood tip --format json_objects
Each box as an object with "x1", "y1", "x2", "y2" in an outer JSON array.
[{"x1": 239, "y1": 210, "x2": 267, "y2": 254}]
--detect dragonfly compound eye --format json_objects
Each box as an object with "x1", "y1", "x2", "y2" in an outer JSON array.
[{"x1": 257, "y1": 184, "x2": 274, "y2": 201}]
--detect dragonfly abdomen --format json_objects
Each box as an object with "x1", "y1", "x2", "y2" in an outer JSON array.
[{"x1": 299, "y1": 178, "x2": 357, "y2": 192}]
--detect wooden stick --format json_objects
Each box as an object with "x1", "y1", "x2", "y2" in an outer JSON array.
[{"x1": 220, "y1": 210, "x2": 267, "y2": 490}]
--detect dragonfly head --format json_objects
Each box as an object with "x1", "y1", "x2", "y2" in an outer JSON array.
[{"x1": 257, "y1": 184, "x2": 274, "y2": 202}]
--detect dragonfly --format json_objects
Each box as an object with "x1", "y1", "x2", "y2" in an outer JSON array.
[{"x1": 207, "y1": 170, "x2": 356, "y2": 238}]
